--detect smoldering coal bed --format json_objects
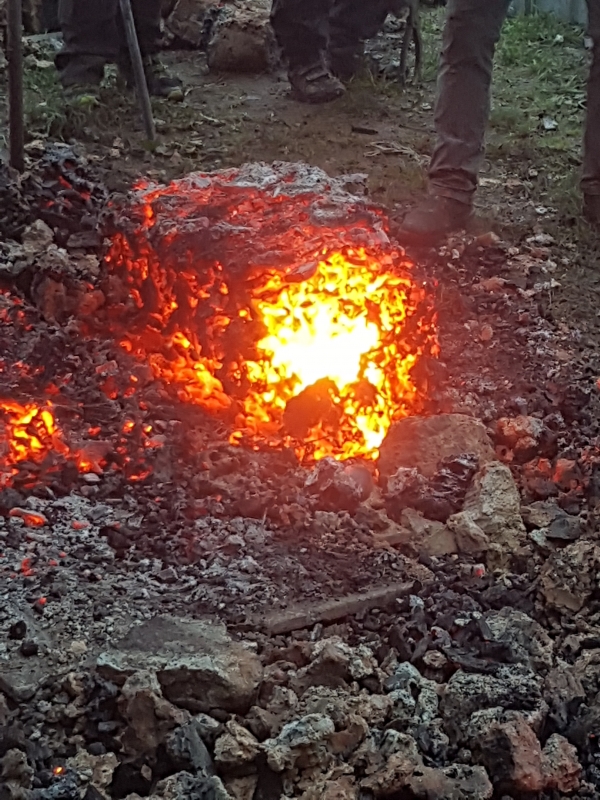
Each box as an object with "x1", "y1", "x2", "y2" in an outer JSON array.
[{"x1": 101, "y1": 162, "x2": 438, "y2": 463}]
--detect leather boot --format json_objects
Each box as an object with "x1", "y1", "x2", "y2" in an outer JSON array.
[
  {"x1": 394, "y1": 195, "x2": 473, "y2": 244},
  {"x1": 119, "y1": 55, "x2": 183, "y2": 99},
  {"x1": 288, "y1": 61, "x2": 345, "y2": 104}
]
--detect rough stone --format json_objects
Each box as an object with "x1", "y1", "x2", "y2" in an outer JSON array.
[
  {"x1": 164, "y1": 0, "x2": 219, "y2": 47},
  {"x1": 361, "y1": 733, "x2": 492, "y2": 799},
  {"x1": 474, "y1": 716, "x2": 545, "y2": 793},
  {"x1": 263, "y1": 713, "x2": 335, "y2": 772},
  {"x1": 214, "y1": 720, "x2": 261, "y2": 772},
  {"x1": 495, "y1": 415, "x2": 554, "y2": 463},
  {"x1": 543, "y1": 664, "x2": 586, "y2": 733},
  {"x1": 441, "y1": 665, "x2": 543, "y2": 742},
  {"x1": 399, "y1": 508, "x2": 456, "y2": 555},
  {"x1": 540, "y1": 540, "x2": 600, "y2": 612},
  {"x1": 67, "y1": 750, "x2": 119, "y2": 793},
  {"x1": 149, "y1": 771, "x2": 232, "y2": 799},
  {"x1": 484, "y1": 608, "x2": 553, "y2": 671},
  {"x1": 207, "y1": 2, "x2": 276, "y2": 74},
  {"x1": 378, "y1": 414, "x2": 496, "y2": 482},
  {"x1": 473, "y1": 720, "x2": 581, "y2": 795},
  {"x1": 300, "y1": 774, "x2": 359, "y2": 799},
  {"x1": 290, "y1": 638, "x2": 376, "y2": 697},
  {"x1": 223, "y1": 775, "x2": 258, "y2": 800},
  {"x1": 118, "y1": 670, "x2": 190, "y2": 757},
  {"x1": 521, "y1": 500, "x2": 581, "y2": 542},
  {"x1": 447, "y1": 512, "x2": 490, "y2": 554},
  {"x1": 453, "y1": 462, "x2": 526, "y2": 553},
  {"x1": 97, "y1": 616, "x2": 263, "y2": 714},
  {"x1": 165, "y1": 718, "x2": 215, "y2": 774},
  {"x1": 542, "y1": 733, "x2": 581, "y2": 792},
  {"x1": 0, "y1": 658, "x2": 50, "y2": 702}
]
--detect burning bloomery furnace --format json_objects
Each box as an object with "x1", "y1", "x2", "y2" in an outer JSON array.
[{"x1": 0, "y1": 161, "x2": 438, "y2": 484}]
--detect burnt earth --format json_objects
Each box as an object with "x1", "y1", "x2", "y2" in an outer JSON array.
[{"x1": 0, "y1": 148, "x2": 600, "y2": 799}]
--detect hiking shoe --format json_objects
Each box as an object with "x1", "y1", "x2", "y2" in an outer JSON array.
[
  {"x1": 583, "y1": 193, "x2": 600, "y2": 227},
  {"x1": 119, "y1": 56, "x2": 183, "y2": 100},
  {"x1": 288, "y1": 62, "x2": 345, "y2": 104},
  {"x1": 394, "y1": 195, "x2": 474, "y2": 244},
  {"x1": 329, "y1": 43, "x2": 365, "y2": 82}
]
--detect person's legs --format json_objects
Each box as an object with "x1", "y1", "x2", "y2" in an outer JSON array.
[
  {"x1": 118, "y1": 0, "x2": 182, "y2": 97},
  {"x1": 328, "y1": 0, "x2": 389, "y2": 80},
  {"x1": 397, "y1": 0, "x2": 510, "y2": 241},
  {"x1": 428, "y1": 0, "x2": 511, "y2": 204},
  {"x1": 55, "y1": 0, "x2": 119, "y2": 86},
  {"x1": 271, "y1": 0, "x2": 345, "y2": 102},
  {"x1": 583, "y1": 0, "x2": 600, "y2": 224}
]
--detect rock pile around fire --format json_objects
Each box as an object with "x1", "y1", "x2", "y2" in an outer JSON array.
[
  {"x1": 0, "y1": 412, "x2": 597, "y2": 800},
  {"x1": 1, "y1": 149, "x2": 600, "y2": 799}
]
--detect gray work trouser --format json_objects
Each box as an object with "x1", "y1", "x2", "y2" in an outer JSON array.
[
  {"x1": 56, "y1": 0, "x2": 161, "y2": 65},
  {"x1": 429, "y1": 0, "x2": 600, "y2": 203},
  {"x1": 270, "y1": 0, "x2": 389, "y2": 67}
]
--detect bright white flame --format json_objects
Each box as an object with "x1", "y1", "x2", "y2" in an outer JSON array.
[{"x1": 256, "y1": 305, "x2": 379, "y2": 391}]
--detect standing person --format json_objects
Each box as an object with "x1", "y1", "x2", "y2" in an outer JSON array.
[
  {"x1": 270, "y1": 0, "x2": 391, "y2": 103},
  {"x1": 398, "y1": 0, "x2": 600, "y2": 241},
  {"x1": 55, "y1": 0, "x2": 182, "y2": 99}
]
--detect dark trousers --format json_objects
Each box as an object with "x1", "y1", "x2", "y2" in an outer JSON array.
[
  {"x1": 429, "y1": 0, "x2": 600, "y2": 202},
  {"x1": 270, "y1": 0, "x2": 389, "y2": 67},
  {"x1": 56, "y1": 0, "x2": 161, "y2": 65}
]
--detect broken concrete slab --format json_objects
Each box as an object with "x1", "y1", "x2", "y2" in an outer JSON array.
[{"x1": 96, "y1": 616, "x2": 263, "y2": 715}]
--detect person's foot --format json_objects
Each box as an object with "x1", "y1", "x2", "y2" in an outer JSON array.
[
  {"x1": 394, "y1": 195, "x2": 474, "y2": 244},
  {"x1": 119, "y1": 56, "x2": 184, "y2": 100},
  {"x1": 328, "y1": 43, "x2": 364, "y2": 82},
  {"x1": 583, "y1": 193, "x2": 600, "y2": 227},
  {"x1": 57, "y1": 54, "x2": 105, "y2": 94},
  {"x1": 288, "y1": 62, "x2": 345, "y2": 104}
]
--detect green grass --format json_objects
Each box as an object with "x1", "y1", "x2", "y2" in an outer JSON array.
[{"x1": 490, "y1": 13, "x2": 588, "y2": 216}]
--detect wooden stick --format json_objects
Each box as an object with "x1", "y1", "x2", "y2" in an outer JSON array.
[
  {"x1": 255, "y1": 580, "x2": 417, "y2": 636},
  {"x1": 7, "y1": 0, "x2": 24, "y2": 171},
  {"x1": 119, "y1": 0, "x2": 156, "y2": 142}
]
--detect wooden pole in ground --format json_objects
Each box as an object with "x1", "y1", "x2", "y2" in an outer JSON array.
[
  {"x1": 7, "y1": 0, "x2": 24, "y2": 171},
  {"x1": 119, "y1": 0, "x2": 156, "y2": 142}
]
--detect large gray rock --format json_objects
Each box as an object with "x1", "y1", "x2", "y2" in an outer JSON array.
[
  {"x1": 97, "y1": 616, "x2": 263, "y2": 715},
  {"x1": 378, "y1": 414, "x2": 496, "y2": 482}
]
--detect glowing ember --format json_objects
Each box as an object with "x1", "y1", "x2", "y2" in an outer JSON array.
[
  {"x1": 0, "y1": 400, "x2": 69, "y2": 481},
  {"x1": 106, "y1": 163, "x2": 439, "y2": 461},
  {"x1": 236, "y1": 248, "x2": 435, "y2": 459}
]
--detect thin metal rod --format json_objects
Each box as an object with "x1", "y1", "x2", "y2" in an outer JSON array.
[
  {"x1": 7, "y1": 0, "x2": 24, "y2": 171},
  {"x1": 119, "y1": 0, "x2": 156, "y2": 142}
]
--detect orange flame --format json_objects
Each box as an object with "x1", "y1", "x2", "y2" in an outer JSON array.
[{"x1": 0, "y1": 400, "x2": 70, "y2": 480}]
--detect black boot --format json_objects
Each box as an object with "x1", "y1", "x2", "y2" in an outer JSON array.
[
  {"x1": 288, "y1": 60, "x2": 345, "y2": 104},
  {"x1": 119, "y1": 55, "x2": 183, "y2": 99},
  {"x1": 394, "y1": 195, "x2": 473, "y2": 244}
]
